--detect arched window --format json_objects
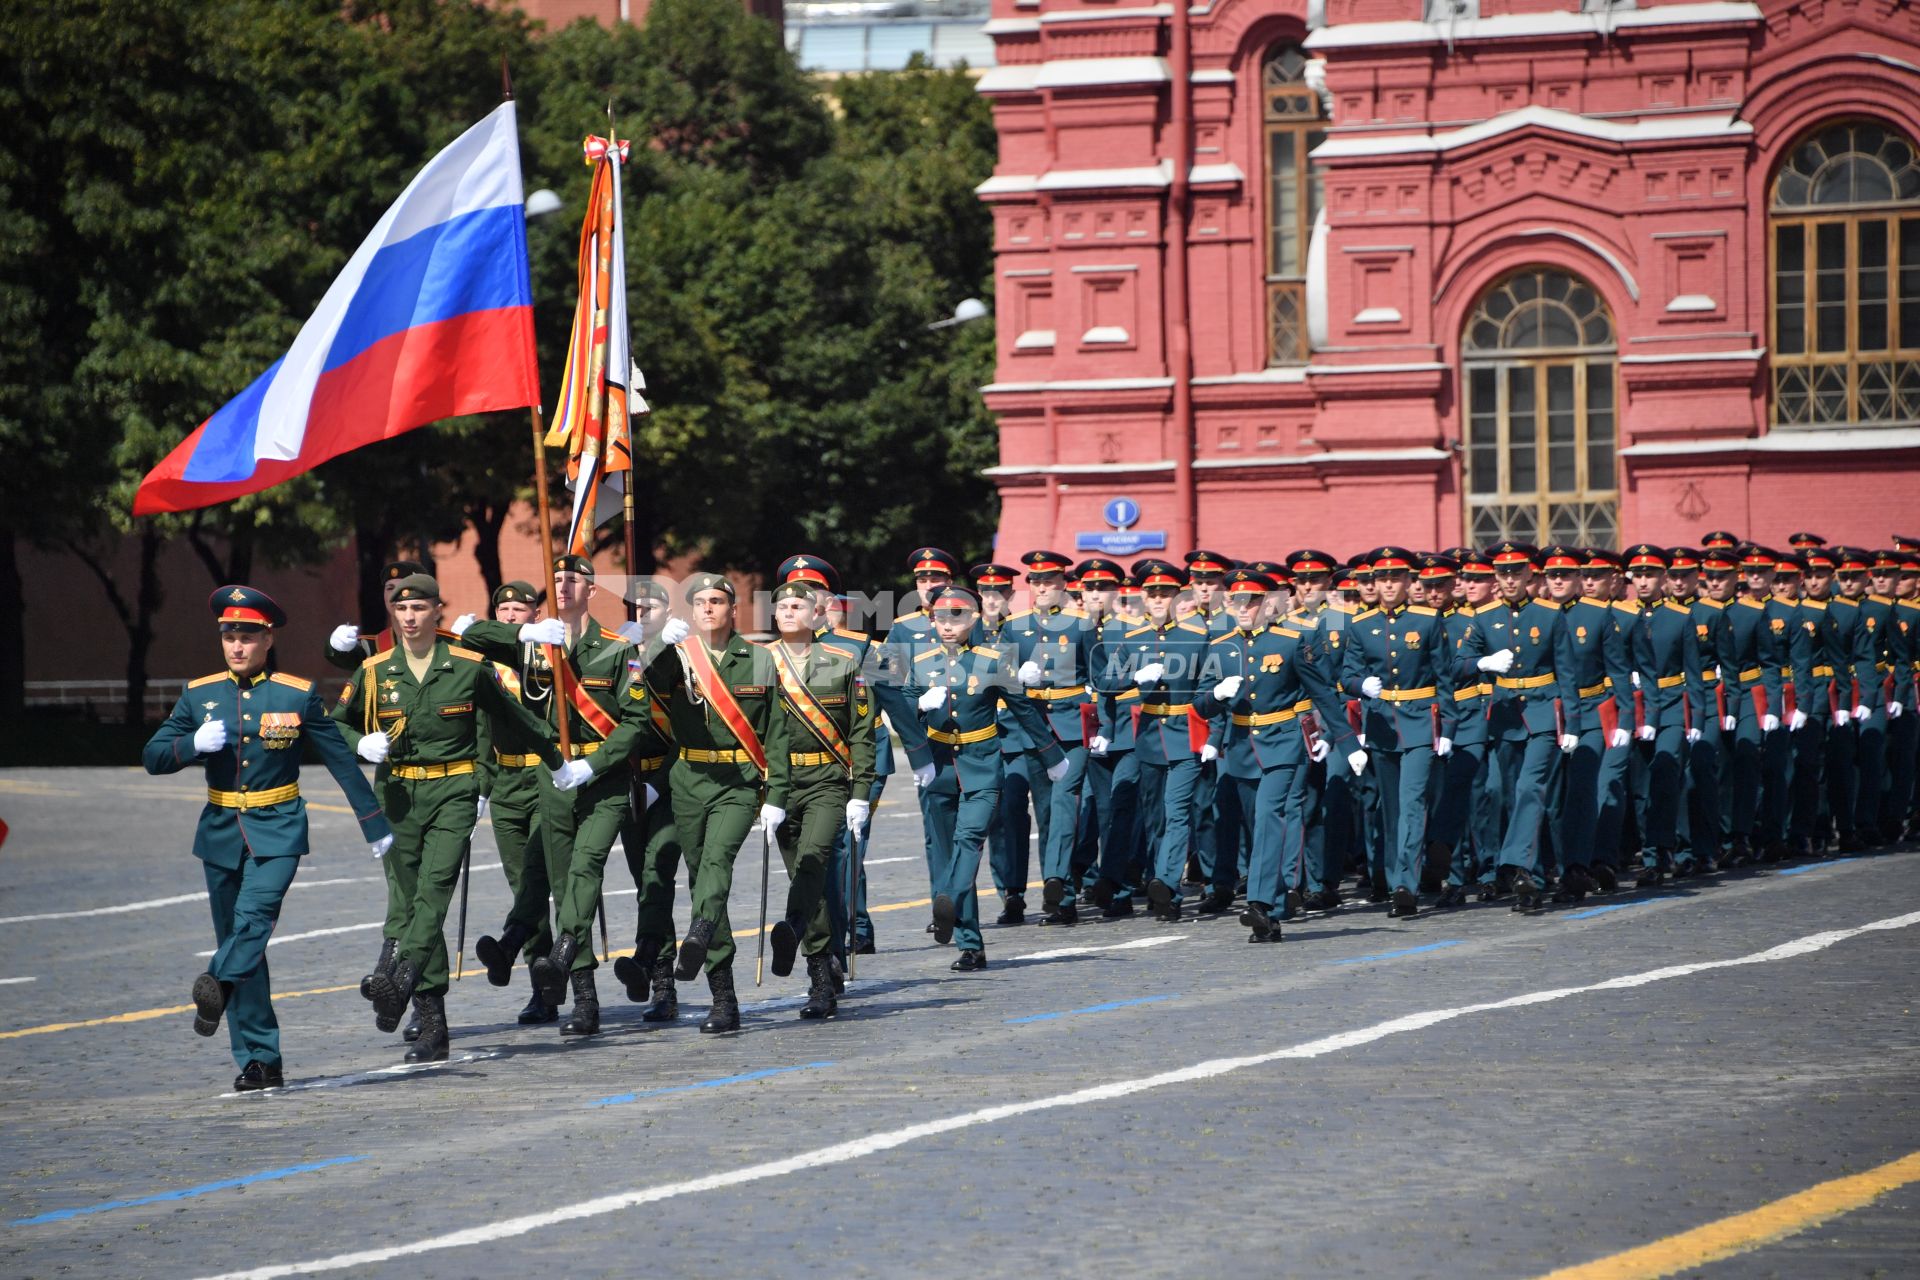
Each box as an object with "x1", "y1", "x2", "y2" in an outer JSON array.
[
  {"x1": 1462, "y1": 270, "x2": 1618, "y2": 546},
  {"x1": 1771, "y1": 120, "x2": 1920, "y2": 427},
  {"x1": 1264, "y1": 45, "x2": 1324, "y2": 365}
]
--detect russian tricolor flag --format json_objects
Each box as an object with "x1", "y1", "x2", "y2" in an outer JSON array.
[{"x1": 134, "y1": 103, "x2": 541, "y2": 515}]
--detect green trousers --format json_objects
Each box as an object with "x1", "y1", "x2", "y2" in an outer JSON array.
[
  {"x1": 540, "y1": 766, "x2": 632, "y2": 973},
  {"x1": 490, "y1": 764, "x2": 549, "y2": 961},
  {"x1": 671, "y1": 768, "x2": 759, "y2": 973},
  {"x1": 383, "y1": 773, "x2": 479, "y2": 998},
  {"x1": 777, "y1": 773, "x2": 847, "y2": 957},
  {"x1": 203, "y1": 853, "x2": 298, "y2": 1071},
  {"x1": 623, "y1": 769, "x2": 684, "y2": 966}
]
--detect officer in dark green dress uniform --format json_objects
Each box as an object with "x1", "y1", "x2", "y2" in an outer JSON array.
[
  {"x1": 331, "y1": 575, "x2": 562, "y2": 1062},
  {"x1": 145, "y1": 586, "x2": 392, "y2": 1090}
]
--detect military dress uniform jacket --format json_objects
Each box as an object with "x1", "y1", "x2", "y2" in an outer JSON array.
[
  {"x1": 980, "y1": 616, "x2": 1035, "y2": 756},
  {"x1": 1442, "y1": 607, "x2": 1493, "y2": 748},
  {"x1": 1771, "y1": 597, "x2": 1819, "y2": 720},
  {"x1": 644, "y1": 633, "x2": 793, "y2": 807},
  {"x1": 1479, "y1": 599, "x2": 1583, "y2": 740},
  {"x1": 1094, "y1": 617, "x2": 1213, "y2": 766},
  {"x1": 1341, "y1": 603, "x2": 1457, "y2": 749},
  {"x1": 1560, "y1": 597, "x2": 1635, "y2": 736},
  {"x1": 1856, "y1": 595, "x2": 1898, "y2": 710},
  {"x1": 1723, "y1": 597, "x2": 1785, "y2": 720},
  {"x1": 1196, "y1": 624, "x2": 1354, "y2": 772},
  {"x1": 1639, "y1": 600, "x2": 1709, "y2": 733},
  {"x1": 772, "y1": 637, "x2": 877, "y2": 795},
  {"x1": 877, "y1": 607, "x2": 983, "y2": 761},
  {"x1": 903, "y1": 643, "x2": 1061, "y2": 793},
  {"x1": 1895, "y1": 599, "x2": 1920, "y2": 704},
  {"x1": 331, "y1": 639, "x2": 561, "y2": 775},
  {"x1": 1685, "y1": 597, "x2": 1735, "y2": 721},
  {"x1": 1090, "y1": 616, "x2": 1143, "y2": 754},
  {"x1": 146, "y1": 669, "x2": 391, "y2": 866},
  {"x1": 1000, "y1": 605, "x2": 1097, "y2": 745}
]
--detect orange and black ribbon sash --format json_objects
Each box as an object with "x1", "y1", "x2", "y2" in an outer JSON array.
[
  {"x1": 680, "y1": 638, "x2": 768, "y2": 775},
  {"x1": 542, "y1": 643, "x2": 618, "y2": 741},
  {"x1": 771, "y1": 643, "x2": 851, "y2": 773}
]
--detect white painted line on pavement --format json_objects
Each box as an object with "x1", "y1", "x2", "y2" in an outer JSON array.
[
  {"x1": 863, "y1": 856, "x2": 918, "y2": 866},
  {"x1": 3, "y1": 865, "x2": 502, "y2": 928},
  {"x1": 0, "y1": 976, "x2": 37, "y2": 985},
  {"x1": 1007, "y1": 935, "x2": 1188, "y2": 964},
  {"x1": 200, "y1": 908, "x2": 1920, "y2": 1280},
  {"x1": 218, "y1": 1050, "x2": 504, "y2": 1098}
]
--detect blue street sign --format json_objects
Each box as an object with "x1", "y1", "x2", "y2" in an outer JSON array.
[
  {"x1": 1103, "y1": 497, "x2": 1140, "y2": 530},
  {"x1": 1075, "y1": 530, "x2": 1166, "y2": 556}
]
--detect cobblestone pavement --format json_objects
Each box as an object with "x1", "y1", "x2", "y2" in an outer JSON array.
[{"x1": 1, "y1": 767, "x2": 1916, "y2": 1279}]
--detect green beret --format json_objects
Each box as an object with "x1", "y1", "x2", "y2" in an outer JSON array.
[
  {"x1": 492, "y1": 580, "x2": 538, "y2": 607},
  {"x1": 771, "y1": 580, "x2": 818, "y2": 605},
  {"x1": 390, "y1": 573, "x2": 440, "y2": 602},
  {"x1": 684, "y1": 572, "x2": 736, "y2": 603},
  {"x1": 631, "y1": 578, "x2": 670, "y2": 605},
  {"x1": 553, "y1": 553, "x2": 595, "y2": 578},
  {"x1": 384, "y1": 559, "x2": 428, "y2": 581}
]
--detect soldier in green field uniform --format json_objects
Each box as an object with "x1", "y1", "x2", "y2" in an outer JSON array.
[
  {"x1": 457, "y1": 555, "x2": 660, "y2": 1040},
  {"x1": 145, "y1": 587, "x2": 393, "y2": 1091},
  {"x1": 644, "y1": 572, "x2": 792, "y2": 1034},
  {"x1": 765, "y1": 575, "x2": 876, "y2": 1020},
  {"x1": 332, "y1": 574, "x2": 562, "y2": 1062},
  {"x1": 453, "y1": 581, "x2": 562, "y2": 1026}
]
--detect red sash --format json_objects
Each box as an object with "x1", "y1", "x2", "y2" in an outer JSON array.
[
  {"x1": 681, "y1": 638, "x2": 768, "y2": 775},
  {"x1": 541, "y1": 644, "x2": 618, "y2": 741}
]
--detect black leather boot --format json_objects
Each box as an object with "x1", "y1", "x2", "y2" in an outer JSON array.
[
  {"x1": 474, "y1": 923, "x2": 529, "y2": 988},
  {"x1": 700, "y1": 967, "x2": 739, "y2": 1034},
  {"x1": 370, "y1": 957, "x2": 421, "y2": 1033},
  {"x1": 517, "y1": 967, "x2": 558, "y2": 1025},
  {"x1": 641, "y1": 954, "x2": 678, "y2": 1023},
  {"x1": 403, "y1": 994, "x2": 449, "y2": 1063},
  {"x1": 560, "y1": 969, "x2": 599, "y2": 1037},
  {"x1": 613, "y1": 934, "x2": 657, "y2": 1003},
  {"x1": 770, "y1": 914, "x2": 804, "y2": 978},
  {"x1": 799, "y1": 954, "x2": 837, "y2": 1020},
  {"x1": 675, "y1": 919, "x2": 715, "y2": 982},
  {"x1": 403, "y1": 1007, "x2": 423, "y2": 1042},
  {"x1": 360, "y1": 938, "x2": 396, "y2": 1001},
  {"x1": 530, "y1": 933, "x2": 577, "y2": 1006}
]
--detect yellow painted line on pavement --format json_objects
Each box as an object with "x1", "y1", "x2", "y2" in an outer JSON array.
[
  {"x1": 0, "y1": 876, "x2": 1037, "y2": 1042},
  {"x1": 1537, "y1": 1150, "x2": 1920, "y2": 1280}
]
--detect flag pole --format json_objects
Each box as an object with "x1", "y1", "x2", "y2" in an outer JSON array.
[{"x1": 608, "y1": 96, "x2": 640, "y2": 626}]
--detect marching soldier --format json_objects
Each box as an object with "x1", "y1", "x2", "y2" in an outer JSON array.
[
  {"x1": 876, "y1": 547, "x2": 968, "y2": 911},
  {"x1": 766, "y1": 574, "x2": 876, "y2": 1019},
  {"x1": 332, "y1": 574, "x2": 562, "y2": 1061},
  {"x1": 1287, "y1": 549, "x2": 1354, "y2": 912},
  {"x1": 1181, "y1": 550, "x2": 1236, "y2": 888},
  {"x1": 645, "y1": 572, "x2": 791, "y2": 1033},
  {"x1": 1761, "y1": 554, "x2": 1817, "y2": 860},
  {"x1": 1084, "y1": 563, "x2": 1148, "y2": 918},
  {"x1": 970, "y1": 562, "x2": 1034, "y2": 923},
  {"x1": 145, "y1": 587, "x2": 392, "y2": 1091},
  {"x1": 1199, "y1": 569, "x2": 1272, "y2": 916},
  {"x1": 1684, "y1": 546, "x2": 1738, "y2": 871},
  {"x1": 1882, "y1": 551, "x2": 1920, "y2": 839},
  {"x1": 1719, "y1": 546, "x2": 1784, "y2": 865},
  {"x1": 1425, "y1": 553, "x2": 1508, "y2": 904},
  {"x1": 1622, "y1": 546, "x2": 1706, "y2": 885},
  {"x1": 818, "y1": 586, "x2": 888, "y2": 963},
  {"x1": 1559, "y1": 547, "x2": 1634, "y2": 894},
  {"x1": 1791, "y1": 548, "x2": 1843, "y2": 857},
  {"x1": 901, "y1": 585, "x2": 1064, "y2": 970}
]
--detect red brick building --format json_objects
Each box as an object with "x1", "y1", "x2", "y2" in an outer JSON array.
[{"x1": 976, "y1": 0, "x2": 1920, "y2": 561}]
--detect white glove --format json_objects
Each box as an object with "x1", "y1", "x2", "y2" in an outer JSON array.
[
  {"x1": 642, "y1": 783, "x2": 658, "y2": 808},
  {"x1": 1212, "y1": 675, "x2": 1244, "y2": 701},
  {"x1": 550, "y1": 759, "x2": 593, "y2": 791},
  {"x1": 913, "y1": 762, "x2": 936, "y2": 789},
  {"x1": 1558, "y1": 733, "x2": 1579, "y2": 753},
  {"x1": 617, "y1": 620, "x2": 647, "y2": 644},
  {"x1": 1199, "y1": 743, "x2": 1219, "y2": 764},
  {"x1": 1685, "y1": 728, "x2": 1702, "y2": 744},
  {"x1": 1852, "y1": 705, "x2": 1871, "y2": 723},
  {"x1": 1360, "y1": 675, "x2": 1384, "y2": 699},
  {"x1": 1607, "y1": 728, "x2": 1631, "y2": 750},
  {"x1": 1789, "y1": 708, "x2": 1808, "y2": 731},
  {"x1": 1630, "y1": 671, "x2": 1642, "y2": 689},
  {"x1": 1133, "y1": 662, "x2": 1165, "y2": 687},
  {"x1": 758, "y1": 803, "x2": 786, "y2": 831},
  {"x1": 1722, "y1": 715, "x2": 1738, "y2": 733},
  {"x1": 1017, "y1": 660, "x2": 1043, "y2": 688},
  {"x1": 192, "y1": 719, "x2": 228, "y2": 754},
  {"x1": 475, "y1": 795, "x2": 490, "y2": 821},
  {"x1": 1891, "y1": 701, "x2": 1905, "y2": 720},
  {"x1": 1356, "y1": 733, "x2": 1368, "y2": 749},
  {"x1": 356, "y1": 731, "x2": 390, "y2": 764},
  {"x1": 450, "y1": 613, "x2": 476, "y2": 638},
  {"x1": 660, "y1": 617, "x2": 691, "y2": 646},
  {"x1": 845, "y1": 798, "x2": 870, "y2": 832},
  {"x1": 1308, "y1": 737, "x2": 1331, "y2": 763},
  {"x1": 917, "y1": 686, "x2": 949, "y2": 712},
  {"x1": 1761, "y1": 714, "x2": 1780, "y2": 733},
  {"x1": 1833, "y1": 708, "x2": 1851, "y2": 728},
  {"x1": 1635, "y1": 724, "x2": 1656, "y2": 742},
  {"x1": 1433, "y1": 736, "x2": 1453, "y2": 758},
  {"x1": 1087, "y1": 735, "x2": 1110, "y2": 757},
  {"x1": 1046, "y1": 757, "x2": 1070, "y2": 782},
  {"x1": 328, "y1": 623, "x2": 360, "y2": 654},
  {"x1": 520, "y1": 618, "x2": 566, "y2": 646},
  {"x1": 1346, "y1": 749, "x2": 1368, "y2": 777},
  {"x1": 368, "y1": 834, "x2": 393, "y2": 860},
  {"x1": 1476, "y1": 649, "x2": 1515, "y2": 675}
]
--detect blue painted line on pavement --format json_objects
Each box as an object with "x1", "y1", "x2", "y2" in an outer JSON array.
[
  {"x1": 1007, "y1": 993, "x2": 1180, "y2": 1024},
  {"x1": 1777, "y1": 857, "x2": 1857, "y2": 876},
  {"x1": 1561, "y1": 900, "x2": 1659, "y2": 920},
  {"x1": 1329, "y1": 940, "x2": 1463, "y2": 966},
  {"x1": 588, "y1": 1061, "x2": 833, "y2": 1108},
  {"x1": 11, "y1": 1155, "x2": 366, "y2": 1227}
]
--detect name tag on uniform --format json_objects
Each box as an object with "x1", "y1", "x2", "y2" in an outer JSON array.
[
  {"x1": 437, "y1": 702, "x2": 473, "y2": 716},
  {"x1": 819, "y1": 694, "x2": 847, "y2": 706},
  {"x1": 582, "y1": 677, "x2": 612, "y2": 690},
  {"x1": 736, "y1": 685, "x2": 767, "y2": 697}
]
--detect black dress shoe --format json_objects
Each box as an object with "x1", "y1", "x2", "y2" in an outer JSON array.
[
  {"x1": 192, "y1": 973, "x2": 228, "y2": 1037},
  {"x1": 950, "y1": 949, "x2": 987, "y2": 972},
  {"x1": 1282, "y1": 888, "x2": 1305, "y2": 920},
  {"x1": 996, "y1": 896, "x2": 1026, "y2": 926},
  {"x1": 1146, "y1": 878, "x2": 1173, "y2": 918},
  {"x1": 1590, "y1": 863, "x2": 1619, "y2": 893},
  {"x1": 1434, "y1": 884, "x2": 1465, "y2": 909},
  {"x1": 1042, "y1": 877, "x2": 1067, "y2": 912},
  {"x1": 233, "y1": 1060, "x2": 284, "y2": 1092},
  {"x1": 1100, "y1": 900, "x2": 1135, "y2": 919},
  {"x1": 770, "y1": 916, "x2": 803, "y2": 979},
  {"x1": 930, "y1": 893, "x2": 957, "y2": 945},
  {"x1": 1305, "y1": 888, "x2": 1341, "y2": 913},
  {"x1": 1634, "y1": 867, "x2": 1666, "y2": 890},
  {"x1": 1511, "y1": 873, "x2": 1543, "y2": 912},
  {"x1": 1240, "y1": 901, "x2": 1277, "y2": 943},
  {"x1": 1199, "y1": 886, "x2": 1235, "y2": 915},
  {"x1": 1389, "y1": 887, "x2": 1418, "y2": 919},
  {"x1": 1088, "y1": 878, "x2": 1117, "y2": 908},
  {"x1": 675, "y1": 919, "x2": 715, "y2": 982},
  {"x1": 1040, "y1": 904, "x2": 1078, "y2": 927},
  {"x1": 854, "y1": 939, "x2": 876, "y2": 955},
  {"x1": 1552, "y1": 865, "x2": 1594, "y2": 904}
]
